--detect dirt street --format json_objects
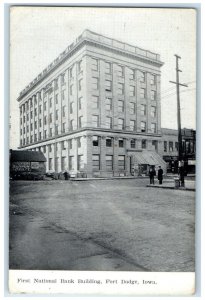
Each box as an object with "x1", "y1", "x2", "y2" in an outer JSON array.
[{"x1": 9, "y1": 179, "x2": 195, "y2": 271}]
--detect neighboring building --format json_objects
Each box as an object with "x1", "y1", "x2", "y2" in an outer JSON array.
[
  {"x1": 161, "y1": 128, "x2": 196, "y2": 173},
  {"x1": 10, "y1": 150, "x2": 46, "y2": 179},
  {"x1": 17, "y1": 29, "x2": 166, "y2": 177}
]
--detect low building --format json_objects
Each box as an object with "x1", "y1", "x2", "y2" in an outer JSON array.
[{"x1": 10, "y1": 150, "x2": 46, "y2": 180}]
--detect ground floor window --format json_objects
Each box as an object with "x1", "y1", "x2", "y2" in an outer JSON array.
[
  {"x1": 130, "y1": 139, "x2": 136, "y2": 148},
  {"x1": 69, "y1": 156, "x2": 74, "y2": 170},
  {"x1": 49, "y1": 158, "x2": 53, "y2": 170},
  {"x1": 55, "y1": 157, "x2": 59, "y2": 172},
  {"x1": 92, "y1": 154, "x2": 100, "y2": 170},
  {"x1": 118, "y1": 155, "x2": 125, "y2": 170},
  {"x1": 77, "y1": 155, "x2": 84, "y2": 171},
  {"x1": 61, "y1": 156, "x2": 66, "y2": 171},
  {"x1": 106, "y1": 155, "x2": 113, "y2": 171}
]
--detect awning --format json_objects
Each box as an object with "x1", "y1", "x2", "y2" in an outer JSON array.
[{"x1": 128, "y1": 150, "x2": 166, "y2": 167}]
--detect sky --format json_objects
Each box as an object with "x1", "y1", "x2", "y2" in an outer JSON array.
[{"x1": 9, "y1": 7, "x2": 196, "y2": 149}]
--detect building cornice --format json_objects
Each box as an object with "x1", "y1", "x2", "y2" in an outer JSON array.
[{"x1": 17, "y1": 30, "x2": 164, "y2": 102}]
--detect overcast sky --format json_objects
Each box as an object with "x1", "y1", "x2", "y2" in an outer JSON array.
[{"x1": 10, "y1": 7, "x2": 196, "y2": 149}]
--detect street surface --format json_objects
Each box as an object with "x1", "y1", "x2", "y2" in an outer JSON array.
[{"x1": 9, "y1": 179, "x2": 195, "y2": 271}]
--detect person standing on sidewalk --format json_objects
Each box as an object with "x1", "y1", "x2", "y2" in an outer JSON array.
[
  {"x1": 157, "y1": 166, "x2": 163, "y2": 185},
  {"x1": 149, "y1": 166, "x2": 156, "y2": 184}
]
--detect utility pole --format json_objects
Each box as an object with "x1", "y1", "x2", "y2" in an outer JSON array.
[{"x1": 169, "y1": 54, "x2": 188, "y2": 162}]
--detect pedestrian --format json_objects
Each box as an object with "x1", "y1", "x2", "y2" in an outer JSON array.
[
  {"x1": 64, "y1": 171, "x2": 69, "y2": 180},
  {"x1": 157, "y1": 166, "x2": 163, "y2": 185},
  {"x1": 149, "y1": 166, "x2": 156, "y2": 185},
  {"x1": 179, "y1": 163, "x2": 185, "y2": 187}
]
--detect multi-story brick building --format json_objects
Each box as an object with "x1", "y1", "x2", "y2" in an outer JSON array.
[{"x1": 17, "y1": 29, "x2": 167, "y2": 177}]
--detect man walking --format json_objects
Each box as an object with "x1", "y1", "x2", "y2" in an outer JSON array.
[
  {"x1": 157, "y1": 166, "x2": 163, "y2": 185},
  {"x1": 149, "y1": 166, "x2": 156, "y2": 185}
]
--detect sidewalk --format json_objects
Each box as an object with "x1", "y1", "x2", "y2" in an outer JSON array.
[{"x1": 147, "y1": 179, "x2": 195, "y2": 191}]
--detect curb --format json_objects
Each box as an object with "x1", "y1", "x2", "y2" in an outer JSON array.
[{"x1": 146, "y1": 185, "x2": 195, "y2": 192}]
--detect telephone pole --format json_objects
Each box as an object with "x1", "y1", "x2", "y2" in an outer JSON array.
[{"x1": 169, "y1": 54, "x2": 188, "y2": 162}]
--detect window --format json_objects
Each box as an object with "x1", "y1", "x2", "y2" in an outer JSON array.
[
  {"x1": 130, "y1": 120, "x2": 135, "y2": 131},
  {"x1": 92, "y1": 115, "x2": 99, "y2": 127},
  {"x1": 164, "y1": 141, "x2": 167, "y2": 152},
  {"x1": 70, "y1": 84, "x2": 73, "y2": 95},
  {"x1": 69, "y1": 66, "x2": 73, "y2": 78},
  {"x1": 106, "y1": 155, "x2": 113, "y2": 171},
  {"x1": 105, "y1": 98, "x2": 112, "y2": 111},
  {"x1": 150, "y1": 74, "x2": 156, "y2": 85},
  {"x1": 44, "y1": 116, "x2": 47, "y2": 125},
  {"x1": 27, "y1": 114, "x2": 29, "y2": 121},
  {"x1": 70, "y1": 102, "x2": 74, "y2": 114},
  {"x1": 20, "y1": 118, "x2": 22, "y2": 125},
  {"x1": 69, "y1": 156, "x2": 74, "y2": 170},
  {"x1": 49, "y1": 128, "x2": 52, "y2": 137},
  {"x1": 78, "y1": 60, "x2": 83, "y2": 73},
  {"x1": 49, "y1": 144, "x2": 52, "y2": 152},
  {"x1": 169, "y1": 141, "x2": 174, "y2": 152},
  {"x1": 175, "y1": 142, "x2": 178, "y2": 151},
  {"x1": 39, "y1": 119, "x2": 42, "y2": 127},
  {"x1": 39, "y1": 105, "x2": 42, "y2": 114},
  {"x1": 54, "y1": 79, "x2": 59, "y2": 90},
  {"x1": 55, "y1": 125, "x2": 58, "y2": 135},
  {"x1": 77, "y1": 137, "x2": 82, "y2": 148},
  {"x1": 44, "y1": 130, "x2": 47, "y2": 139},
  {"x1": 62, "y1": 106, "x2": 66, "y2": 117},
  {"x1": 55, "y1": 110, "x2": 58, "y2": 120},
  {"x1": 79, "y1": 97, "x2": 82, "y2": 110},
  {"x1": 55, "y1": 143, "x2": 58, "y2": 152},
  {"x1": 152, "y1": 140, "x2": 157, "y2": 150},
  {"x1": 70, "y1": 120, "x2": 74, "y2": 130},
  {"x1": 92, "y1": 154, "x2": 100, "y2": 171},
  {"x1": 78, "y1": 79, "x2": 82, "y2": 91},
  {"x1": 49, "y1": 113, "x2": 52, "y2": 123},
  {"x1": 55, "y1": 94, "x2": 58, "y2": 104},
  {"x1": 79, "y1": 116, "x2": 83, "y2": 128},
  {"x1": 151, "y1": 106, "x2": 157, "y2": 117},
  {"x1": 151, "y1": 90, "x2": 156, "y2": 100},
  {"x1": 69, "y1": 139, "x2": 73, "y2": 149},
  {"x1": 151, "y1": 123, "x2": 156, "y2": 133},
  {"x1": 105, "y1": 80, "x2": 112, "y2": 92},
  {"x1": 106, "y1": 138, "x2": 112, "y2": 147},
  {"x1": 130, "y1": 69, "x2": 135, "y2": 80},
  {"x1": 141, "y1": 121, "x2": 146, "y2": 132},
  {"x1": 43, "y1": 145, "x2": 46, "y2": 153},
  {"x1": 49, "y1": 98, "x2": 52, "y2": 108},
  {"x1": 141, "y1": 104, "x2": 146, "y2": 116},
  {"x1": 140, "y1": 88, "x2": 145, "y2": 99},
  {"x1": 118, "y1": 83, "x2": 124, "y2": 95},
  {"x1": 30, "y1": 111, "x2": 33, "y2": 119},
  {"x1": 34, "y1": 108, "x2": 37, "y2": 116},
  {"x1": 44, "y1": 101, "x2": 47, "y2": 111},
  {"x1": 118, "y1": 100, "x2": 124, "y2": 112},
  {"x1": 118, "y1": 155, "x2": 125, "y2": 170},
  {"x1": 34, "y1": 134, "x2": 37, "y2": 142},
  {"x1": 62, "y1": 90, "x2": 65, "y2": 101},
  {"x1": 142, "y1": 139, "x2": 147, "y2": 149},
  {"x1": 130, "y1": 102, "x2": 135, "y2": 114},
  {"x1": 61, "y1": 141, "x2": 66, "y2": 150},
  {"x1": 92, "y1": 77, "x2": 98, "y2": 90},
  {"x1": 23, "y1": 116, "x2": 26, "y2": 123},
  {"x1": 139, "y1": 71, "x2": 145, "y2": 82},
  {"x1": 61, "y1": 156, "x2": 66, "y2": 171},
  {"x1": 24, "y1": 126, "x2": 26, "y2": 133},
  {"x1": 34, "y1": 121, "x2": 37, "y2": 129},
  {"x1": 119, "y1": 138, "x2": 124, "y2": 148},
  {"x1": 91, "y1": 58, "x2": 98, "y2": 71},
  {"x1": 62, "y1": 122, "x2": 66, "y2": 133},
  {"x1": 118, "y1": 118, "x2": 124, "y2": 130},
  {"x1": 105, "y1": 117, "x2": 112, "y2": 129},
  {"x1": 77, "y1": 155, "x2": 84, "y2": 170},
  {"x1": 93, "y1": 136, "x2": 99, "y2": 147},
  {"x1": 39, "y1": 132, "x2": 42, "y2": 140},
  {"x1": 105, "y1": 62, "x2": 111, "y2": 74},
  {"x1": 92, "y1": 96, "x2": 99, "y2": 109},
  {"x1": 49, "y1": 158, "x2": 53, "y2": 170},
  {"x1": 117, "y1": 65, "x2": 124, "y2": 77},
  {"x1": 130, "y1": 85, "x2": 135, "y2": 96},
  {"x1": 130, "y1": 139, "x2": 136, "y2": 148}
]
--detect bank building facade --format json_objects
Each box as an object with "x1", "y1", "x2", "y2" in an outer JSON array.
[{"x1": 18, "y1": 29, "x2": 167, "y2": 177}]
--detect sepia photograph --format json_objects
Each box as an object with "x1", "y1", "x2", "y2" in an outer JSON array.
[{"x1": 8, "y1": 6, "x2": 197, "y2": 295}]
